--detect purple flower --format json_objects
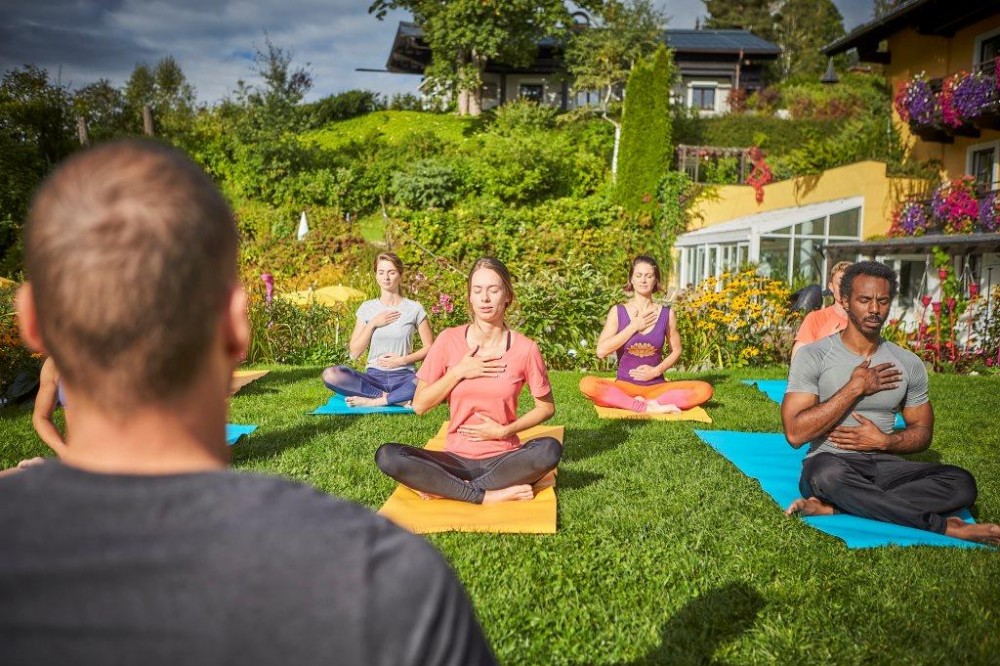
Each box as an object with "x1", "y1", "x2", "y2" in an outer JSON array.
[
  {"x1": 899, "y1": 201, "x2": 930, "y2": 235},
  {"x1": 980, "y1": 191, "x2": 1000, "y2": 232},
  {"x1": 951, "y1": 72, "x2": 994, "y2": 121},
  {"x1": 261, "y1": 272, "x2": 274, "y2": 306}
]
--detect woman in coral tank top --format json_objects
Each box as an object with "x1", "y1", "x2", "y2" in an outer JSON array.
[
  {"x1": 375, "y1": 257, "x2": 560, "y2": 504},
  {"x1": 579, "y1": 255, "x2": 713, "y2": 414}
]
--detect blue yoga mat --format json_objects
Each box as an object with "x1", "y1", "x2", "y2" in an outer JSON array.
[
  {"x1": 311, "y1": 393, "x2": 414, "y2": 415},
  {"x1": 694, "y1": 429, "x2": 983, "y2": 549},
  {"x1": 226, "y1": 424, "x2": 258, "y2": 446},
  {"x1": 742, "y1": 379, "x2": 906, "y2": 430}
]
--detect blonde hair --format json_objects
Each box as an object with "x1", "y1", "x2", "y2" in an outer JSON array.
[
  {"x1": 466, "y1": 257, "x2": 515, "y2": 319},
  {"x1": 25, "y1": 140, "x2": 238, "y2": 413}
]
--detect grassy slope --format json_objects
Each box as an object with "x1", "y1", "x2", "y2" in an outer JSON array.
[
  {"x1": 301, "y1": 110, "x2": 481, "y2": 152},
  {"x1": 2, "y1": 367, "x2": 998, "y2": 664}
]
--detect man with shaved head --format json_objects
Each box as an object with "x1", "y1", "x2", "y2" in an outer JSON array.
[{"x1": 0, "y1": 140, "x2": 495, "y2": 665}]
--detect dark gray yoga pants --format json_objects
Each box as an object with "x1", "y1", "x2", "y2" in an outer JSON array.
[{"x1": 376, "y1": 437, "x2": 562, "y2": 504}]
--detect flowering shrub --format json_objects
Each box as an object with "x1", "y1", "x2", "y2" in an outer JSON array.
[
  {"x1": 940, "y1": 71, "x2": 994, "y2": 128},
  {"x1": 888, "y1": 199, "x2": 932, "y2": 237},
  {"x1": 671, "y1": 269, "x2": 797, "y2": 369},
  {"x1": 428, "y1": 292, "x2": 468, "y2": 330},
  {"x1": 745, "y1": 146, "x2": 773, "y2": 205},
  {"x1": 979, "y1": 190, "x2": 1000, "y2": 232},
  {"x1": 246, "y1": 286, "x2": 351, "y2": 366},
  {"x1": 0, "y1": 284, "x2": 41, "y2": 393},
  {"x1": 931, "y1": 176, "x2": 979, "y2": 234},
  {"x1": 893, "y1": 74, "x2": 936, "y2": 125}
]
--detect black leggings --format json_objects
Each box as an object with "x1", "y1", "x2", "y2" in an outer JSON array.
[{"x1": 375, "y1": 437, "x2": 562, "y2": 504}]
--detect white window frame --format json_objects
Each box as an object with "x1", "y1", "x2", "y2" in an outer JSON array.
[
  {"x1": 972, "y1": 26, "x2": 1000, "y2": 70},
  {"x1": 966, "y1": 140, "x2": 1000, "y2": 189},
  {"x1": 687, "y1": 81, "x2": 719, "y2": 113}
]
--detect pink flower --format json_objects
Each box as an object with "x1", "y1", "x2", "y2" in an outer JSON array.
[
  {"x1": 431, "y1": 304, "x2": 442, "y2": 315},
  {"x1": 921, "y1": 295, "x2": 932, "y2": 308},
  {"x1": 261, "y1": 272, "x2": 274, "y2": 306},
  {"x1": 946, "y1": 297, "x2": 956, "y2": 311},
  {"x1": 444, "y1": 302, "x2": 454, "y2": 313},
  {"x1": 932, "y1": 301, "x2": 941, "y2": 314}
]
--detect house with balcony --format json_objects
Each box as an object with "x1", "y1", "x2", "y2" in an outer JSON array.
[
  {"x1": 819, "y1": 0, "x2": 1000, "y2": 322},
  {"x1": 383, "y1": 22, "x2": 780, "y2": 114}
]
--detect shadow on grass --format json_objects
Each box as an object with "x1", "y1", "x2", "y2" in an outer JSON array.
[
  {"x1": 625, "y1": 582, "x2": 765, "y2": 666},
  {"x1": 563, "y1": 423, "x2": 633, "y2": 462},
  {"x1": 907, "y1": 449, "x2": 942, "y2": 464},
  {"x1": 233, "y1": 367, "x2": 322, "y2": 397},
  {"x1": 231, "y1": 420, "x2": 345, "y2": 464},
  {"x1": 556, "y1": 468, "x2": 603, "y2": 492}
]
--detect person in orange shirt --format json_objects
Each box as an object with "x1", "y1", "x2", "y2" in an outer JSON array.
[
  {"x1": 791, "y1": 261, "x2": 853, "y2": 359},
  {"x1": 375, "y1": 257, "x2": 560, "y2": 505}
]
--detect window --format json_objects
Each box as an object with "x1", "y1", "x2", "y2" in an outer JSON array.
[
  {"x1": 519, "y1": 84, "x2": 543, "y2": 102},
  {"x1": 481, "y1": 81, "x2": 499, "y2": 101},
  {"x1": 970, "y1": 146, "x2": 997, "y2": 189},
  {"x1": 978, "y1": 34, "x2": 1000, "y2": 73},
  {"x1": 691, "y1": 86, "x2": 716, "y2": 111},
  {"x1": 828, "y1": 208, "x2": 860, "y2": 237}
]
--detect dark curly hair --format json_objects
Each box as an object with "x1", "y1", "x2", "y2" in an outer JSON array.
[{"x1": 840, "y1": 260, "x2": 898, "y2": 300}]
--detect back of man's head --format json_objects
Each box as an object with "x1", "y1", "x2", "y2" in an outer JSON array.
[
  {"x1": 24, "y1": 140, "x2": 238, "y2": 413},
  {"x1": 840, "y1": 260, "x2": 898, "y2": 300}
]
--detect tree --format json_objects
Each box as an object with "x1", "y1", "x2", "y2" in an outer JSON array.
[
  {"x1": 0, "y1": 66, "x2": 75, "y2": 275},
  {"x1": 775, "y1": 0, "x2": 845, "y2": 78},
  {"x1": 872, "y1": 0, "x2": 898, "y2": 19},
  {"x1": 566, "y1": 0, "x2": 665, "y2": 179},
  {"x1": 72, "y1": 79, "x2": 128, "y2": 142},
  {"x1": 369, "y1": 0, "x2": 603, "y2": 115},
  {"x1": 123, "y1": 57, "x2": 196, "y2": 138},
  {"x1": 616, "y1": 45, "x2": 675, "y2": 220},
  {"x1": 702, "y1": 0, "x2": 778, "y2": 43}
]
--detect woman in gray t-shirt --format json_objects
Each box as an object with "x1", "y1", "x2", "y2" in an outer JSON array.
[{"x1": 322, "y1": 253, "x2": 433, "y2": 406}]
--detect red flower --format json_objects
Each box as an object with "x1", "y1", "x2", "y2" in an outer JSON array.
[
  {"x1": 946, "y1": 297, "x2": 956, "y2": 311},
  {"x1": 921, "y1": 295, "x2": 932, "y2": 308},
  {"x1": 931, "y1": 301, "x2": 941, "y2": 314},
  {"x1": 938, "y1": 267, "x2": 949, "y2": 280},
  {"x1": 969, "y1": 283, "x2": 980, "y2": 297}
]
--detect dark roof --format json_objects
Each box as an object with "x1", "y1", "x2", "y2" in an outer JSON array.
[
  {"x1": 662, "y1": 29, "x2": 781, "y2": 56},
  {"x1": 823, "y1": 0, "x2": 999, "y2": 58},
  {"x1": 823, "y1": 233, "x2": 1000, "y2": 257}
]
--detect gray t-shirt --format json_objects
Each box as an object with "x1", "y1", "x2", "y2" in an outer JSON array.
[
  {"x1": 0, "y1": 461, "x2": 495, "y2": 666},
  {"x1": 356, "y1": 298, "x2": 427, "y2": 372},
  {"x1": 786, "y1": 333, "x2": 929, "y2": 457}
]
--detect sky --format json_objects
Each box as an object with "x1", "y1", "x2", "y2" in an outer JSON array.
[{"x1": 0, "y1": 1, "x2": 878, "y2": 105}]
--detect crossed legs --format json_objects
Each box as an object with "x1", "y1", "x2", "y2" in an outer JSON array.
[
  {"x1": 375, "y1": 437, "x2": 562, "y2": 504},
  {"x1": 579, "y1": 376, "x2": 713, "y2": 414},
  {"x1": 789, "y1": 452, "x2": 1000, "y2": 545},
  {"x1": 322, "y1": 366, "x2": 416, "y2": 406}
]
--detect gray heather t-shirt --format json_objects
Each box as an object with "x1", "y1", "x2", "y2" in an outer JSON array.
[
  {"x1": 0, "y1": 461, "x2": 495, "y2": 666},
  {"x1": 356, "y1": 298, "x2": 427, "y2": 372},
  {"x1": 786, "y1": 333, "x2": 929, "y2": 457}
]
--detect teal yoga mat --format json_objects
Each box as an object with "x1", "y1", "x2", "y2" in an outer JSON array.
[
  {"x1": 742, "y1": 379, "x2": 906, "y2": 430},
  {"x1": 694, "y1": 429, "x2": 983, "y2": 549},
  {"x1": 311, "y1": 393, "x2": 414, "y2": 415},
  {"x1": 226, "y1": 424, "x2": 257, "y2": 446}
]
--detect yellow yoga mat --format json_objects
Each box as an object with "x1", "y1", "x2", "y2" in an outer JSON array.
[
  {"x1": 593, "y1": 405, "x2": 712, "y2": 423},
  {"x1": 378, "y1": 423, "x2": 564, "y2": 535},
  {"x1": 230, "y1": 369, "x2": 270, "y2": 395}
]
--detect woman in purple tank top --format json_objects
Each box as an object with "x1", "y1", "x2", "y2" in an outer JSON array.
[{"x1": 579, "y1": 255, "x2": 713, "y2": 414}]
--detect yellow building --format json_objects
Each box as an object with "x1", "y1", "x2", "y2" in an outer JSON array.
[{"x1": 674, "y1": 0, "x2": 1000, "y2": 320}]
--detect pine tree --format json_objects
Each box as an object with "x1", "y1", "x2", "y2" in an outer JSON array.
[
  {"x1": 702, "y1": 0, "x2": 778, "y2": 42},
  {"x1": 616, "y1": 46, "x2": 675, "y2": 215}
]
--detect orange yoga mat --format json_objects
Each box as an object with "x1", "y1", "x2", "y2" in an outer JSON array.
[
  {"x1": 378, "y1": 422, "x2": 564, "y2": 534},
  {"x1": 593, "y1": 405, "x2": 712, "y2": 423},
  {"x1": 230, "y1": 369, "x2": 270, "y2": 395}
]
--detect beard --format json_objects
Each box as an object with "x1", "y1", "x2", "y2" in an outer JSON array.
[{"x1": 847, "y1": 309, "x2": 885, "y2": 338}]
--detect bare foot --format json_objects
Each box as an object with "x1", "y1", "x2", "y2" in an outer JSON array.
[
  {"x1": 345, "y1": 394, "x2": 388, "y2": 407},
  {"x1": 645, "y1": 401, "x2": 682, "y2": 415},
  {"x1": 533, "y1": 470, "x2": 557, "y2": 490},
  {"x1": 417, "y1": 491, "x2": 443, "y2": 500},
  {"x1": 482, "y1": 485, "x2": 534, "y2": 504},
  {"x1": 945, "y1": 517, "x2": 1000, "y2": 546},
  {"x1": 785, "y1": 496, "x2": 836, "y2": 517}
]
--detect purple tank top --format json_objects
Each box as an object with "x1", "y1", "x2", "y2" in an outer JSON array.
[{"x1": 615, "y1": 304, "x2": 670, "y2": 385}]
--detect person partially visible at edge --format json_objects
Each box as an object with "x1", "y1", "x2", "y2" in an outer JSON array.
[
  {"x1": 790, "y1": 260, "x2": 853, "y2": 359},
  {"x1": 322, "y1": 252, "x2": 433, "y2": 407},
  {"x1": 579, "y1": 255, "x2": 713, "y2": 414},
  {"x1": 376, "y1": 257, "x2": 561, "y2": 504},
  {"x1": 0, "y1": 139, "x2": 496, "y2": 665},
  {"x1": 782, "y1": 260, "x2": 1000, "y2": 546}
]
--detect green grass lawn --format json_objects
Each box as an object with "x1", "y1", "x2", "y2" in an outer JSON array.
[
  {"x1": 302, "y1": 110, "x2": 481, "y2": 152},
  {"x1": 2, "y1": 367, "x2": 998, "y2": 664}
]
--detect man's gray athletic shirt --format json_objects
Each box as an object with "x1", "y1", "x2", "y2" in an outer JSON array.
[
  {"x1": 0, "y1": 462, "x2": 495, "y2": 666},
  {"x1": 786, "y1": 333, "x2": 929, "y2": 457}
]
